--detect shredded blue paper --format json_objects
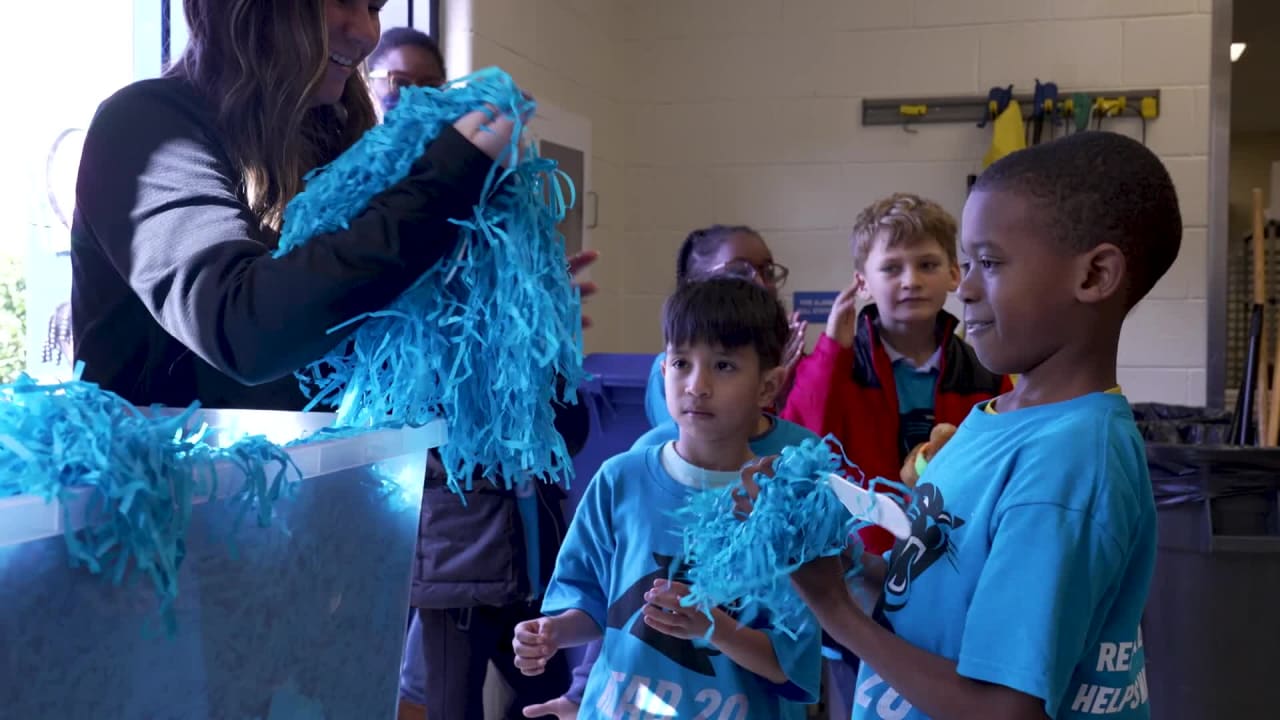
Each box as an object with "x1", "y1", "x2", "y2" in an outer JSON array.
[
  {"x1": 674, "y1": 437, "x2": 868, "y2": 639},
  {"x1": 0, "y1": 368, "x2": 298, "y2": 631},
  {"x1": 274, "y1": 66, "x2": 585, "y2": 493}
]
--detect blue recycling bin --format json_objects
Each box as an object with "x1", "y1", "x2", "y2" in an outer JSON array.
[{"x1": 568, "y1": 353, "x2": 658, "y2": 513}]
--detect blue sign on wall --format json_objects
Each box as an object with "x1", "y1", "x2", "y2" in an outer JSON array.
[{"x1": 792, "y1": 291, "x2": 840, "y2": 324}]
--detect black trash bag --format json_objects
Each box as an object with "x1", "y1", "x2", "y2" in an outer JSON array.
[{"x1": 1130, "y1": 402, "x2": 1234, "y2": 445}]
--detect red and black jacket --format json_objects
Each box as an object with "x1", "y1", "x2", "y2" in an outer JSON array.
[{"x1": 781, "y1": 304, "x2": 1011, "y2": 554}]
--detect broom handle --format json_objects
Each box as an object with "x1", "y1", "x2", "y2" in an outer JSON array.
[
  {"x1": 1252, "y1": 188, "x2": 1270, "y2": 445},
  {"x1": 1268, "y1": 207, "x2": 1280, "y2": 448}
]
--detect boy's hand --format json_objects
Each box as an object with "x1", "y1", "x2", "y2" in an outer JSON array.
[
  {"x1": 513, "y1": 617, "x2": 561, "y2": 676},
  {"x1": 783, "y1": 311, "x2": 808, "y2": 371},
  {"x1": 522, "y1": 697, "x2": 580, "y2": 719},
  {"x1": 642, "y1": 580, "x2": 712, "y2": 640},
  {"x1": 824, "y1": 278, "x2": 863, "y2": 349},
  {"x1": 731, "y1": 455, "x2": 777, "y2": 518},
  {"x1": 791, "y1": 555, "x2": 853, "y2": 609}
]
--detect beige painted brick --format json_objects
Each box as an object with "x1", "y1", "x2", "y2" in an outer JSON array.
[
  {"x1": 1142, "y1": 86, "x2": 1210, "y2": 156},
  {"x1": 769, "y1": 230, "x2": 857, "y2": 294},
  {"x1": 650, "y1": 101, "x2": 721, "y2": 165},
  {"x1": 560, "y1": 0, "x2": 615, "y2": 33},
  {"x1": 814, "y1": 28, "x2": 981, "y2": 98},
  {"x1": 782, "y1": 0, "x2": 914, "y2": 32},
  {"x1": 533, "y1": 1, "x2": 579, "y2": 78},
  {"x1": 704, "y1": 99, "x2": 794, "y2": 166},
  {"x1": 1149, "y1": 227, "x2": 1208, "y2": 300},
  {"x1": 686, "y1": 0, "x2": 784, "y2": 35},
  {"x1": 915, "y1": 0, "x2": 1053, "y2": 27},
  {"x1": 582, "y1": 291, "x2": 623, "y2": 354},
  {"x1": 1118, "y1": 298, "x2": 1207, "y2": 367},
  {"x1": 471, "y1": 0, "x2": 540, "y2": 60},
  {"x1": 616, "y1": 0, "x2": 688, "y2": 41},
  {"x1": 789, "y1": 98, "x2": 988, "y2": 164},
  {"x1": 1165, "y1": 155, "x2": 1210, "y2": 227},
  {"x1": 591, "y1": 158, "x2": 626, "y2": 232},
  {"x1": 617, "y1": 229, "x2": 686, "y2": 294},
  {"x1": 1117, "y1": 367, "x2": 1191, "y2": 403},
  {"x1": 1053, "y1": 0, "x2": 1198, "y2": 20},
  {"x1": 624, "y1": 166, "x2": 720, "y2": 231},
  {"x1": 620, "y1": 39, "x2": 658, "y2": 104},
  {"x1": 621, "y1": 294, "x2": 670, "y2": 351},
  {"x1": 692, "y1": 33, "x2": 816, "y2": 101},
  {"x1": 646, "y1": 37, "x2": 721, "y2": 103},
  {"x1": 592, "y1": 99, "x2": 628, "y2": 166},
  {"x1": 470, "y1": 35, "x2": 549, "y2": 95},
  {"x1": 1198, "y1": 0, "x2": 1214, "y2": 13},
  {"x1": 979, "y1": 20, "x2": 1125, "y2": 90},
  {"x1": 840, "y1": 161, "x2": 975, "y2": 228},
  {"x1": 585, "y1": 224, "x2": 622, "y2": 291},
  {"x1": 710, "y1": 164, "x2": 850, "y2": 231},
  {"x1": 622, "y1": 102, "x2": 657, "y2": 165},
  {"x1": 576, "y1": 25, "x2": 621, "y2": 97},
  {"x1": 1122, "y1": 15, "x2": 1212, "y2": 86}
]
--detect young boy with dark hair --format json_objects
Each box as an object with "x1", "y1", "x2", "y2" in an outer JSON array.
[
  {"x1": 514, "y1": 277, "x2": 822, "y2": 719},
  {"x1": 772, "y1": 131, "x2": 1177, "y2": 719}
]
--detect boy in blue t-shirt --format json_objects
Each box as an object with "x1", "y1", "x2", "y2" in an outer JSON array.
[
  {"x1": 514, "y1": 277, "x2": 822, "y2": 719},
  {"x1": 750, "y1": 132, "x2": 1176, "y2": 720},
  {"x1": 532, "y1": 414, "x2": 819, "y2": 718}
]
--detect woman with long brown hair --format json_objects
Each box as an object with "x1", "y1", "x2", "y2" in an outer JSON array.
[{"x1": 70, "y1": 0, "x2": 518, "y2": 410}]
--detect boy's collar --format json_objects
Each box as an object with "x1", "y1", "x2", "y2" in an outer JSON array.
[
  {"x1": 880, "y1": 338, "x2": 942, "y2": 372},
  {"x1": 856, "y1": 302, "x2": 960, "y2": 350}
]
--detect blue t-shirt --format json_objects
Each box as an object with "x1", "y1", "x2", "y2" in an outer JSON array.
[
  {"x1": 855, "y1": 392, "x2": 1156, "y2": 720},
  {"x1": 632, "y1": 415, "x2": 817, "y2": 455},
  {"x1": 645, "y1": 352, "x2": 671, "y2": 427},
  {"x1": 891, "y1": 360, "x2": 936, "y2": 459},
  {"x1": 544, "y1": 446, "x2": 823, "y2": 719},
  {"x1": 881, "y1": 340, "x2": 940, "y2": 460}
]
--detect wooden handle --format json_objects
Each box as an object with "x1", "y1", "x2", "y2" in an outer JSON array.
[
  {"x1": 1255, "y1": 189, "x2": 1268, "y2": 303},
  {"x1": 1252, "y1": 189, "x2": 1270, "y2": 445},
  {"x1": 1267, "y1": 202, "x2": 1280, "y2": 448}
]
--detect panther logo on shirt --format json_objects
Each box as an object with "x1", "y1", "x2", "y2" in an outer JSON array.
[
  {"x1": 605, "y1": 553, "x2": 726, "y2": 676},
  {"x1": 880, "y1": 483, "x2": 965, "y2": 613}
]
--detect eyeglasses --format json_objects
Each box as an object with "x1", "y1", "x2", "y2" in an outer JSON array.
[
  {"x1": 710, "y1": 259, "x2": 790, "y2": 288},
  {"x1": 368, "y1": 69, "x2": 442, "y2": 92}
]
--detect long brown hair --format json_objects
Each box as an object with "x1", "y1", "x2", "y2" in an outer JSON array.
[{"x1": 171, "y1": 0, "x2": 379, "y2": 234}]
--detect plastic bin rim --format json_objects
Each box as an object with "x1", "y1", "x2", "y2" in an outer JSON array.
[{"x1": 0, "y1": 409, "x2": 446, "y2": 548}]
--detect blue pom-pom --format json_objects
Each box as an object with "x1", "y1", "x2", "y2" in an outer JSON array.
[
  {"x1": 674, "y1": 436, "x2": 868, "y2": 639},
  {"x1": 274, "y1": 66, "x2": 585, "y2": 494},
  {"x1": 0, "y1": 367, "x2": 297, "y2": 632}
]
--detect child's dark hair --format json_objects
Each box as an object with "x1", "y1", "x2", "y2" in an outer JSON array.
[
  {"x1": 368, "y1": 27, "x2": 445, "y2": 74},
  {"x1": 662, "y1": 278, "x2": 790, "y2": 369},
  {"x1": 973, "y1": 131, "x2": 1181, "y2": 307},
  {"x1": 676, "y1": 224, "x2": 762, "y2": 284}
]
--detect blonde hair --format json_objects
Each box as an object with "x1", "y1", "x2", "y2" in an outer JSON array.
[
  {"x1": 172, "y1": 0, "x2": 379, "y2": 235},
  {"x1": 849, "y1": 193, "x2": 959, "y2": 271}
]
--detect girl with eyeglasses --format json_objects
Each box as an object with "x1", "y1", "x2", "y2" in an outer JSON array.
[{"x1": 643, "y1": 224, "x2": 806, "y2": 427}]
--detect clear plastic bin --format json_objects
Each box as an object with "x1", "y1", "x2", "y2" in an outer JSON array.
[{"x1": 0, "y1": 408, "x2": 445, "y2": 719}]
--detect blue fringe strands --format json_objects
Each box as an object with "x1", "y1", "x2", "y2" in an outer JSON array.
[
  {"x1": 0, "y1": 368, "x2": 297, "y2": 632},
  {"x1": 674, "y1": 436, "x2": 872, "y2": 640},
  {"x1": 275, "y1": 66, "x2": 586, "y2": 494}
]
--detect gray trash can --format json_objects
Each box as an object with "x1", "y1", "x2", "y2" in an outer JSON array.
[{"x1": 1135, "y1": 405, "x2": 1280, "y2": 720}]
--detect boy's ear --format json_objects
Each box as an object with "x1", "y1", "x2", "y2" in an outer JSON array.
[
  {"x1": 947, "y1": 261, "x2": 961, "y2": 292},
  {"x1": 1075, "y1": 243, "x2": 1126, "y2": 305},
  {"x1": 758, "y1": 365, "x2": 785, "y2": 407},
  {"x1": 853, "y1": 272, "x2": 871, "y2": 300}
]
